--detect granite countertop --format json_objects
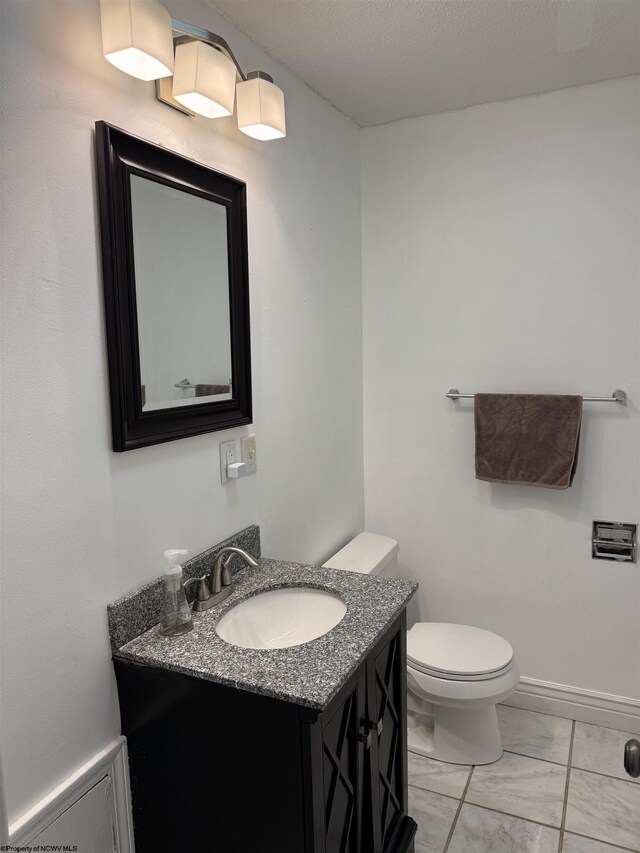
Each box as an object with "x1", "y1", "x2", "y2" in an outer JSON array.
[{"x1": 114, "y1": 558, "x2": 418, "y2": 711}]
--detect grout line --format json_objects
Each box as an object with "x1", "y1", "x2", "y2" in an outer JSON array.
[
  {"x1": 443, "y1": 798, "x2": 639, "y2": 853},
  {"x1": 500, "y1": 702, "x2": 640, "y2": 736},
  {"x1": 407, "y1": 782, "x2": 463, "y2": 802},
  {"x1": 460, "y1": 765, "x2": 474, "y2": 804},
  {"x1": 412, "y1": 743, "x2": 640, "y2": 784},
  {"x1": 461, "y1": 799, "x2": 563, "y2": 832},
  {"x1": 564, "y1": 828, "x2": 640, "y2": 853},
  {"x1": 499, "y1": 703, "x2": 580, "y2": 726},
  {"x1": 503, "y1": 748, "x2": 569, "y2": 767},
  {"x1": 571, "y1": 718, "x2": 640, "y2": 736},
  {"x1": 442, "y1": 765, "x2": 474, "y2": 852},
  {"x1": 569, "y1": 764, "x2": 640, "y2": 786},
  {"x1": 501, "y1": 748, "x2": 640, "y2": 785},
  {"x1": 558, "y1": 720, "x2": 576, "y2": 853}
]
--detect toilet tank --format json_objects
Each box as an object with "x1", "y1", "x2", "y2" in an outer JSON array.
[{"x1": 322, "y1": 532, "x2": 399, "y2": 576}]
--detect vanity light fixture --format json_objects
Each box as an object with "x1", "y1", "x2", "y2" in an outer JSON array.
[
  {"x1": 236, "y1": 74, "x2": 286, "y2": 140},
  {"x1": 100, "y1": 0, "x2": 174, "y2": 81},
  {"x1": 172, "y1": 39, "x2": 236, "y2": 119},
  {"x1": 100, "y1": 0, "x2": 286, "y2": 140}
]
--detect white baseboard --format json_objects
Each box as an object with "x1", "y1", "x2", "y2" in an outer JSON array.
[
  {"x1": 9, "y1": 736, "x2": 135, "y2": 851},
  {"x1": 504, "y1": 677, "x2": 640, "y2": 734}
]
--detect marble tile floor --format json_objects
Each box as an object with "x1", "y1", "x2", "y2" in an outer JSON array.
[{"x1": 408, "y1": 705, "x2": 640, "y2": 853}]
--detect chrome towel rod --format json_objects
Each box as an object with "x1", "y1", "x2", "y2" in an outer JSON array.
[{"x1": 446, "y1": 388, "x2": 627, "y2": 404}]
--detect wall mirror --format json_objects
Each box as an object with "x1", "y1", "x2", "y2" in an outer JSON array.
[{"x1": 95, "y1": 122, "x2": 251, "y2": 451}]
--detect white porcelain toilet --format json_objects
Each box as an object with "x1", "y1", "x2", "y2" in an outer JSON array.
[{"x1": 323, "y1": 532, "x2": 519, "y2": 766}]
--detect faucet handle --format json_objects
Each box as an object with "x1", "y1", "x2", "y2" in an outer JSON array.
[
  {"x1": 184, "y1": 575, "x2": 210, "y2": 603},
  {"x1": 220, "y1": 555, "x2": 234, "y2": 587}
]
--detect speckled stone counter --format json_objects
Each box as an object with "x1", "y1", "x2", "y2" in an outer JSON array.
[{"x1": 113, "y1": 557, "x2": 418, "y2": 710}]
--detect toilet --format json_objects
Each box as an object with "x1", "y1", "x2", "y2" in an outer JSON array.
[{"x1": 323, "y1": 532, "x2": 519, "y2": 766}]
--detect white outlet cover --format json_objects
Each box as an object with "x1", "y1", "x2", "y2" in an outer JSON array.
[
  {"x1": 219, "y1": 439, "x2": 236, "y2": 484},
  {"x1": 241, "y1": 434, "x2": 257, "y2": 475}
]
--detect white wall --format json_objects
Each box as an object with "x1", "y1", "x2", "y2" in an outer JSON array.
[
  {"x1": 361, "y1": 77, "x2": 640, "y2": 701},
  {"x1": 0, "y1": 0, "x2": 363, "y2": 824}
]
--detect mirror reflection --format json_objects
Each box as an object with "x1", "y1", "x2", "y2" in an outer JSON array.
[{"x1": 130, "y1": 174, "x2": 232, "y2": 412}]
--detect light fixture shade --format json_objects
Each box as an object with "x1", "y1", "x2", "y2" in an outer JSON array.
[
  {"x1": 236, "y1": 78, "x2": 286, "y2": 140},
  {"x1": 172, "y1": 41, "x2": 236, "y2": 119},
  {"x1": 100, "y1": 0, "x2": 174, "y2": 81}
]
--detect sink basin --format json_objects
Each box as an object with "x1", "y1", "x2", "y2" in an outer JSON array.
[{"x1": 215, "y1": 587, "x2": 347, "y2": 649}]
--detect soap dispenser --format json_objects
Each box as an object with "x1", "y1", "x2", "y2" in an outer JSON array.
[{"x1": 160, "y1": 549, "x2": 193, "y2": 637}]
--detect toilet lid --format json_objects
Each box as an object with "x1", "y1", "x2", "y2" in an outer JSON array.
[{"x1": 407, "y1": 623, "x2": 513, "y2": 678}]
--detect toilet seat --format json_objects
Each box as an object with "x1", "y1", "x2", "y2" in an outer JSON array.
[
  {"x1": 408, "y1": 657, "x2": 514, "y2": 682},
  {"x1": 407, "y1": 656, "x2": 520, "y2": 707},
  {"x1": 407, "y1": 623, "x2": 514, "y2": 682}
]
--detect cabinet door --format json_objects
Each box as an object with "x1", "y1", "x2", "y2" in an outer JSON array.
[
  {"x1": 316, "y1": 665, "x2": 367, "y2": 853},
  {"x1": 368, "y1": 614, "x2": 410, "y2": 853}
]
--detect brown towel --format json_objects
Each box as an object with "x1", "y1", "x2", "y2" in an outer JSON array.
[
  {"x1": 475, "y1": 394, "x2": 583, "y2": 489},
  {"x1": 195, "y1": 384, "x2": 230, "y2": 397}
]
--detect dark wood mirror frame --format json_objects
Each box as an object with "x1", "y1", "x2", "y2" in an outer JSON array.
[{"x1": 95, "y1": 121, "x2": 252, "y2": 451}]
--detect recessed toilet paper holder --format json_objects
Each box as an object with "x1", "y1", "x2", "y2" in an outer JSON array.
[{"x1": 592, "y1": 521, "x2": 637, "y2": 563}]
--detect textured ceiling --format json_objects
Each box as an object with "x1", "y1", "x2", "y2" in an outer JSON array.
[{"x1": 207, "y1": 0, "x2": 640, "y2": 125}]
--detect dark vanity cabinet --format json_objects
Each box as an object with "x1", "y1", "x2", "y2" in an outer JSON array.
[{"x1": 114, "y1": 611, "x2": 416, "y2": 853}]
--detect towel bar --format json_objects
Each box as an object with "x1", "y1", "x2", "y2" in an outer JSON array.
[
  {"x1": 175, "y1": 378, "x2": 233, "y2": 391},
  {"x1": 446, "y1": 388, "x2": 627, "y2": 405}
]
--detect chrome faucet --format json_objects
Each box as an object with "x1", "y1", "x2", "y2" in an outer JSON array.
[
  {"x1": 185, "y1": 546, "x2": 259, "y2": 612},
  {"x1": 212, "y1": 546, "x2": 259, "y2": 594}
]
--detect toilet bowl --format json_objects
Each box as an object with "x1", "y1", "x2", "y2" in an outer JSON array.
[
  {"x1": 323, "y1": 533, "x2": 519, "y2": 766},
  {"x1": 406, "y1": 622, "x2": 519, "y2": 764}
]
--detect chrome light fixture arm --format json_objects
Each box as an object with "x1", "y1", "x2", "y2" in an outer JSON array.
[{"x1": 171, "y1": 19, "x2": 248, "y2": 82}]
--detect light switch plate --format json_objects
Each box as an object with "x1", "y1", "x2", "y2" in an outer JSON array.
[
  {"x1": 241, "y1": 434, "x2": 257, "y2": 475},
  {"x1": 219, "y1": 439, "x2": 235, "y2": 484}
]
